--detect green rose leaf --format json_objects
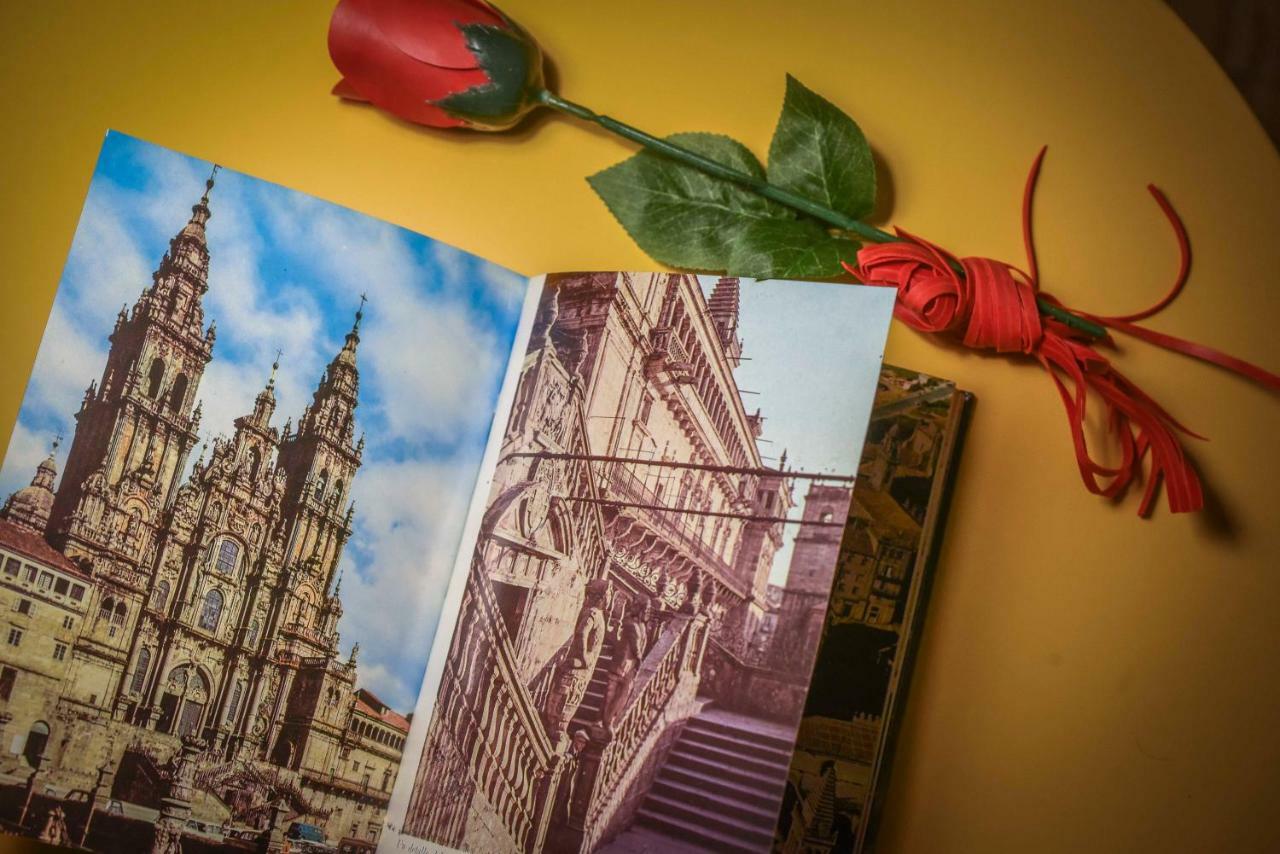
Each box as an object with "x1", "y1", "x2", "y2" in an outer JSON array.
[
  {"x1": 588, "y1": 132, "x2": 793, "y2": 272},
  {"x1": 727, "y1": 218, "x2": 860, "y2": 279},
  {"x1": 768, "y1": 75, "x2": 876, "y2": 220}
]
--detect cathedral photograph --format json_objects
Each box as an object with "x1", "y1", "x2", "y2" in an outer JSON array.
[
  {"x1": 0, "y1": 133, "x2": 525, "y2": 852},
  {"x1": 390, "y1": 271, "x2": 894, "y2": 853}
]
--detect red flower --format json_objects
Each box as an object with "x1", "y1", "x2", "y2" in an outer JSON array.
[
  {"x1": 847, "y1": 235, "x2": 1043, "y2": 355},
  {"x1": 328, "y1": 0, "x2": 545, "y2": 130}
]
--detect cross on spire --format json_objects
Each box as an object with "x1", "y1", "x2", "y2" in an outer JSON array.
[
  {"x1": 51, "y1": 432, "x2": 63, "y2": 454},
  {"x1": 354, "y1": 292, "x2": 368, "y2": 332},
  {"x1": 268, "y1": 349, "x2": 282, "y2": 387}
]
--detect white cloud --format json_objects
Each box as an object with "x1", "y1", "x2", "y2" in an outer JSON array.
[
  {"x1": 61, "y1": 185, "x2": 153, "y2": 327},
  {"x1": 339, "y1": 455, "x2": 481, "y2": 710},
  {"x1": 361, "y1": 298, "x2": 505, "y2": 441},
  {"x1": 0, "y1": 422, "x2": 51, "y2": 499},
  {"x1": 477, "y1": 263, "x2": 529, "y2": 314},
  {"x1": 23, "y1": 303, "x2": 106, "y2": 425}
]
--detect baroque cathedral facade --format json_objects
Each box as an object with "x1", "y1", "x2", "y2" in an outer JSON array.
[{"x1": 0, "y1": 171, "x2": 405, "y2": 846}]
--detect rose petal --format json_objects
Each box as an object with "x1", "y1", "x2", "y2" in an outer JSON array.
[
  {"x1": 331, "y1": 77, "x2": 371, "y2": 102},
  {"x1": 330, "y1": 2, "x2": 492, "y2": 127},
  {"x1": 371, "y1": 0, "x2": 506, "y2": 70}
]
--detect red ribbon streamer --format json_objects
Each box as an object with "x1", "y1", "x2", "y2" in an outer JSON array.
[{"x1": 844, "y1": 148, "x2": 1280, "y2": 516}]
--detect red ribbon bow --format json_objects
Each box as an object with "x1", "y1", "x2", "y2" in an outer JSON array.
[{"x1": 844, "y1": 148, "x2": 1280, "y2": 516}]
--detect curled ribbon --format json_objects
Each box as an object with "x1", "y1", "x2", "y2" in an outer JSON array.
[{"x1": 844, "y1": 148, "x2": 1280, "y2": 516}]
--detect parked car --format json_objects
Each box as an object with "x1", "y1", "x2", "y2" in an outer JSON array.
[
  {"x1": 286, "y1": 822, "x2": 335, "y2": 853},
  {"x1": 184, "y1": 818, "x2": 225, "y2": 844}
]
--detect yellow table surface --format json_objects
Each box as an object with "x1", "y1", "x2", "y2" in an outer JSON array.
[{"x1": 1, "y1": 2, "x2": 1277, "y2": 852}]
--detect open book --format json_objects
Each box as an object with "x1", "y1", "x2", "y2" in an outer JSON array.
[{"x1": 0, "y1": 133, "x2": 896, "y2": 853}]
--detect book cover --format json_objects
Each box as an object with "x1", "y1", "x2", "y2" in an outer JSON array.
[{"x1": 775, "y1": 365, "x2": 971, "y2": 853}]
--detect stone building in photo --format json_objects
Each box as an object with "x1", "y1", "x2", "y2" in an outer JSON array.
[
  {"x1": 0, "y1": 174, "x2": 407, "y2": 851},
  {"x1": 400, "y1": 272, "x2": 857, "y2": 854},
  {"x1": 778, "y1": 367, "x2": 966, "y2": 853}
]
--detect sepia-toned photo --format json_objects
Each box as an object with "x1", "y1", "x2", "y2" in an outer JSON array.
[
  {"x1": 389, "y1": 272, "x2": 894, "y2": 853},
  {"x1": 0, "y1": 133, "x2": 525, "y2": 852}
]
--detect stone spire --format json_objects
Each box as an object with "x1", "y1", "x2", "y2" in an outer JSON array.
[
  {"x1": 177, "y1": 165, "x2": 218, "y2": 244},
  {"x1": 707, "y1": 276, "x2": 742, "y2": 362},
  {"x1": 298, "y1": 299, "x2": 364, "y2": 444},
  {"x1": 276, "y1": 299, "x2": 366, "y2": 587},
  {"x1": 2, "y1": 436, "x2": 61, "y2": 532},
  {"x1": 333, "y1": 294, "x2": 364, "y2": 371},
  {"x1": 138, "y1": 164, "x2": 220, "y2": 337},
  {"x1": 250, "y1": 352, "x2": 281, "y2": 428}
]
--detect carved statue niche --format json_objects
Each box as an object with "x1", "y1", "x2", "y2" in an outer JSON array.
[
  {"x1": 600, "y1": 594, "x2": 655, "y2": 732},
  {"x1": 541, "y1": 579, "x2": 610, "y2": 744},
  {"x1": 536, "y1": 375, "x2": 570, "y2": 443},
  {"x1": 251, "y1": 671, "x2": 282, "y2": 739}
]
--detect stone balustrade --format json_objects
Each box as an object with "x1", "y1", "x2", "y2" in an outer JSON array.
[{"x1": 403, "y1": 564, "x2": 560, "y2": 852}]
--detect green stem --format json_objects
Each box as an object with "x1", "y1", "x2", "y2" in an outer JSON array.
[{"x1": 538, "y1": 90, "x2": 1106, "y2": 340}]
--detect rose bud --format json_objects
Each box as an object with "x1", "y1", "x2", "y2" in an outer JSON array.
[{"x1": 328, "y1": 0, "x2": 545, "y2": 131}]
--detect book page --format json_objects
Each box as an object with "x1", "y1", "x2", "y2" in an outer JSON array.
[
  {"x1": 383, "y1": 271, "x2": 895, "y2": 853},
  {"x1": 0, "y1": 132, "x2": 530, "y2": 852}
]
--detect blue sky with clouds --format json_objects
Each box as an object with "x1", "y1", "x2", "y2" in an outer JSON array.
[{"x1": 0, "y1": 132, "x2": 527, "y2": 711}]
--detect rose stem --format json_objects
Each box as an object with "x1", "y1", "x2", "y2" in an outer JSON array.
[{"x1": 538, "y1": 89, "x2": 1106, "y2": 339}]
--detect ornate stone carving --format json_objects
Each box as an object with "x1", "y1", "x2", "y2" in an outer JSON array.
[{"x1": 541, "y1": 579, "x2": 609, "y2": 741}]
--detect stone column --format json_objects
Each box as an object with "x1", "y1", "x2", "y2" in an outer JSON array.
[
  {"x1": 80, "y1": 756, "x2": 118, "y2": 848},
  {"x1": 152, "y1": 735, "x2": 202, "y2": 853},
  {"x1": 264, "y1": 797, "x2": 290, "y2": 853}
]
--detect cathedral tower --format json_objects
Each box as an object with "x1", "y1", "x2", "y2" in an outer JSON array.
[
  {"x1": 276, "y1": 302, "x2": 364, "y2": 602},
  {"x1": 49, "y1": 169, "x2": 220, "y2": 560}
]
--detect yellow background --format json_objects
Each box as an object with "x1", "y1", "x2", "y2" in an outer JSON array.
[{"x1": 1, "y1": 1, "x2": 1277, "y2": 851}]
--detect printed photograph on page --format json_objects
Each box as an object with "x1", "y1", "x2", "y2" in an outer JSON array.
[
  {"x1": 0, "y1": 132, "x2": 525, "y2": 852},
  {"x1": 387, "y1": 271, "x2": 894, "y2": 853}
]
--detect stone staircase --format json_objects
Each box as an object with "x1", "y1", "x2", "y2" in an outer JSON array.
[{"x1": 625, "y1": 708, "x2": 795, "y2": 852}]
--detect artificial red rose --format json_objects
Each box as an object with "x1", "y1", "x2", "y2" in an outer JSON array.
[
  {"x1": 329, "y1": 0, "x2": 545, "y2": 130},
  {"x1": 845, "y1": 236, "x2": 1043, "y2": 355}
]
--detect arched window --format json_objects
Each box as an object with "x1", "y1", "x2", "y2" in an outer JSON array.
[
  {"x1": 152, "y1": 580, "x2": 170, "y2": 612},
  {"x1": 168, "y1": 373, "x2": 188, "y2": 412},
  {"x1": 333, "y1": 480, "x2": 344, "y2": 504},
  {"x1": 23, "y1": 721, "x2": 49, "y2": 767},
  {"x1": 314, "y1": 468, "x2": 329, "y2": 501},
  {"x1": 129, "y1": 648, "x2": 151, "y2": 695},
  {"x1": 98, "y1": 596, "x2": 115, "y2": 623},
  {"x1": 214, "y1": 540, "x2": 239, "y2": 575},
  {"x1": 112, "y1": 602, "x2": 126, "y2": 625},
  {"x1": 247, "y1": 447, "x2": 261, "y2": 481},
  {"x1": 199, "y1": 589, "x2": 223, "y2": 631},
  {"x1": 146, "y1": 358, "x2": 165, "y2": 398}
]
